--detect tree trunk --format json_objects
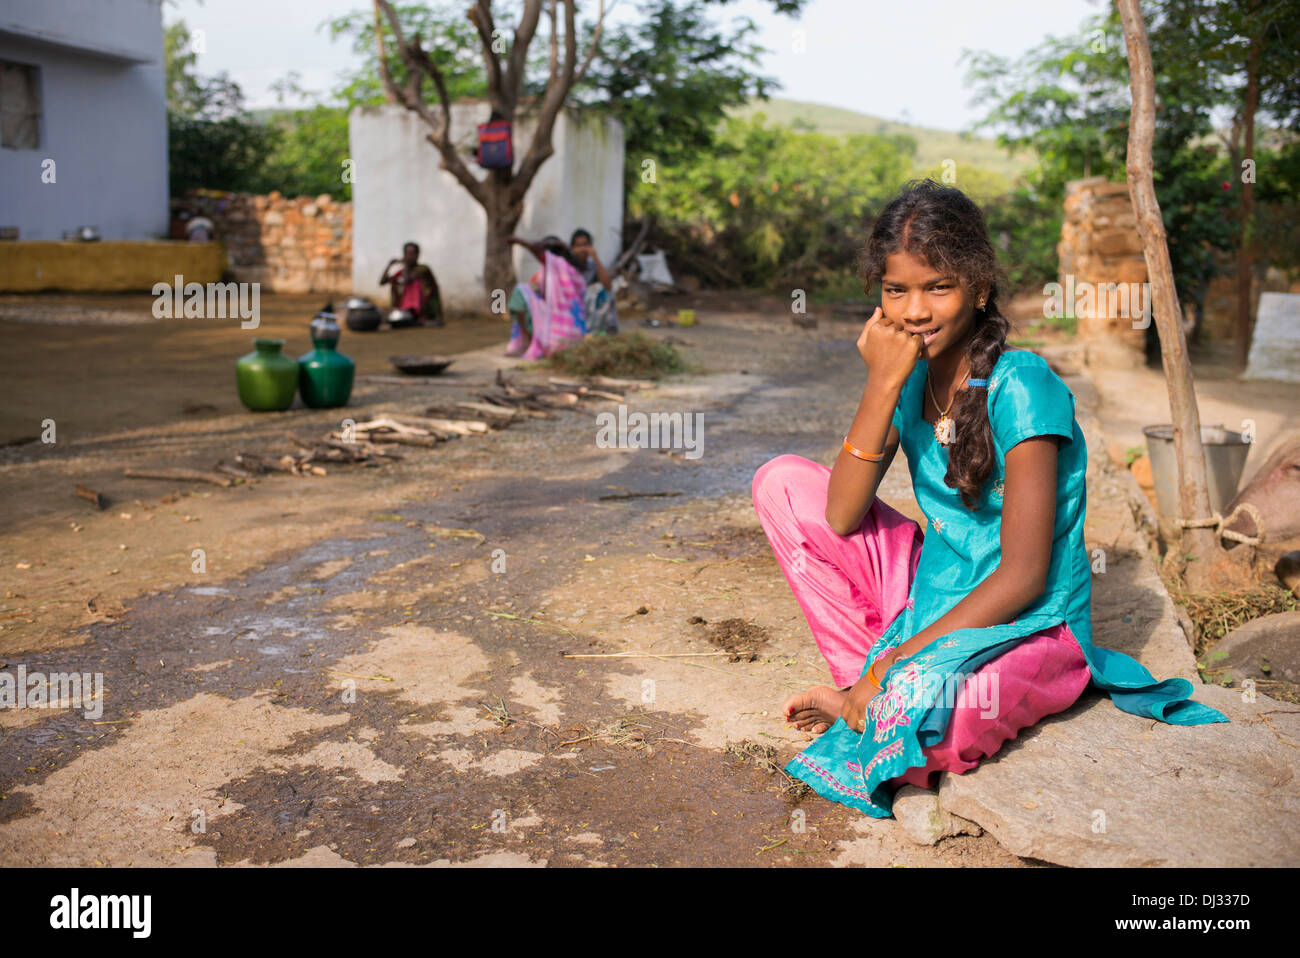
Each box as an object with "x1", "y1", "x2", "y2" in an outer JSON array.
[
  {"x1": 1116, "y1": 0, "x2": 1247, "y2": 591},
  {"x1": 1235, "y1": 1, "x2": 1261, "y2": 368},
  {"x1": 483, "y1": 177, "x2": 522, "y2": 299}
]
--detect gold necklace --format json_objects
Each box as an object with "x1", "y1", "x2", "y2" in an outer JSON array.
[{"x1": 926, "y1": 360, "x2": 968, "y2": 446}]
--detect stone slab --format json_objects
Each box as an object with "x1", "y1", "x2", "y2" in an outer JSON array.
[
  {"x1": 1245, "y1": 292, "x2": 1300, "y2": 384},
  {"x1": 937, "y1": 685, "x2": 1300, "y2": 867}
]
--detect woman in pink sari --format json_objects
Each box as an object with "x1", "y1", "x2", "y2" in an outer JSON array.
[{"x1": 505, "y1": 235, "x2": 587, "y2": 359}]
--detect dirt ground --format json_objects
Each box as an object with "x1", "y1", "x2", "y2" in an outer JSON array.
[{"x1": 0, "y1": 289, "x2": 1186, "y2": 868}]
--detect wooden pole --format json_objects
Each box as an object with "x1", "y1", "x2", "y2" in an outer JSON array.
[
  {"x1": 1235, "y1": 0, "x2": 1262, "y2": 368},
  {"x1": 1116, "y1": 0, "x2": 1233, "y2": 589}
]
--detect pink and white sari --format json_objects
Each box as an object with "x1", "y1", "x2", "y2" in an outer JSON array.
[{"x1": 507, "y1": 251, "x2": 588, "y2": 360}]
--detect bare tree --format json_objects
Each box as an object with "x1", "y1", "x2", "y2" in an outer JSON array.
[{"x1": 373, "y1": 0, "x2": 607, "y2": 297}]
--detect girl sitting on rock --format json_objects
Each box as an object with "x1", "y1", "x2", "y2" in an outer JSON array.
[{"x1": 751, "y1": 179, "x2": 1226, "y2": 817}]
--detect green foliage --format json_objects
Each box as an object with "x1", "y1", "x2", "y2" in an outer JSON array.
[
  {"x1": 980, "y1": 185, "x2": 1063, "y2": 295},
  {"x1": 323, "y1": 1, "x2": 493, "y2": 109},
  {"x1": 165, "y1": 20, "x2": 275, "y2": 195},
  {"x1": 963, "y1": 1, "x2": 1300, "y2": 323},
  {"x1": 731, "y1": 98, "x2": 1037, "y2": 185},
  {"x1": 248, "y1": 74, "x2": 352, "y2": 200},
  {"x1": 252, "y1": 104, "x2": 352, "y2": 200},
  {"x1": 631, "y1": 116, "x2": 913, "y2": 290},
  {"x1": 579, "y1": 0, "x2": 781, "y2": 179}
]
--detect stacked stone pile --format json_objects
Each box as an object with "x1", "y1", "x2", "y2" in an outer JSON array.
[
  {"x1": 182, "y1": 189, "x2": 352, "y2": 294},
  {"x1": 1058, "y1": 177, "x2": 1148, "y2": 367}
]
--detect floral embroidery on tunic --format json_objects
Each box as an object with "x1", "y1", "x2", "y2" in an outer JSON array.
[
  {"x1": 991, "y1": 479, "x2": 1005, "y2": 501},
  {"x1": 868, "y1": 660, "x2": 926, "y2": 743}
]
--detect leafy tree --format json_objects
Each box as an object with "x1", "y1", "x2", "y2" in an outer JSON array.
[
  {"x1": 165, "y1": 20, "x2": 276, "y2": 195},
  {"x1": 578, "y1": 0, "x2": 782, "y2": 183},
  {"x1": 249, "y1": 73, "x2": 353, "y2": 200},
  {"x1": 632, "y1": 116, "x2": 913, "y2": 289},
  {"x1": 327, "y1": 1, "x2": 804, "y2": 297},
  {"x1": 324, "y1": 2, "x2": 494, "y2": 108},
  {"x1": 964, "y1": 1, "x2": 1299, "y2": 352}
]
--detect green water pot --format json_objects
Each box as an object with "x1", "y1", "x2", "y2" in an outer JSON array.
[
  {"x1": 236, "y1": 338, "x2": 299, "y2": 412},
  {"x1": 298, "y1": 338, "x2": 355, "y2": 408},
  {"x1": 298, "y1": 309, "x2": 354, "y2": 408}
]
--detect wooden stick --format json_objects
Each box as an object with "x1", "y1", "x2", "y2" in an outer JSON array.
[
  {"x1": 561, "y1": 651, "x2": 750, "y2": 659},
  {"x1": 124, "y1": 468, "x2": 232, "y2": 488},
  {"x1": 74, "y1": 484, "x2": 107, "y2": 509},
  {"x1": 593, "y1": 374, "x2": 653, "y2": 390},
  {"x1": 214, "y1": 462, "x2": 257, "y2": 479},
  {"x1": 364, "y1": 432, "x2": 440, "y2": 448},
  {"x1": 452, "y1": 401, "x2": 518, "y2": 421},
  {"x1": 598, "y1": 491, "x2": 682, "y2": 500},
  {"x1": 390, "y1": 414, "x2": 490, "y2": 435},
  {"x1": 358, "y1": 374, "x2": 465, "y2": 386}
]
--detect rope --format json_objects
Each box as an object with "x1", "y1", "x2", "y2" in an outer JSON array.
[{"x1": 1174, "y1": 502, "x2": 1265, "y2": 546}]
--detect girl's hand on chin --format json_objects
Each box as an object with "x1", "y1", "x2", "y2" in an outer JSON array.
[{"x1": 858, "y1": 307, "x2": 922, "y2": 392}]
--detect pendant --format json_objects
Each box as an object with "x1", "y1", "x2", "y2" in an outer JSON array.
[{"x1": 934, "y1": 416, "x2": 954, "y2": 445}]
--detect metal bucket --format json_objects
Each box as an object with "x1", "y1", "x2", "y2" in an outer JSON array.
[{"x1": 1142, "y1": 424, "x2": 1252, "y2": 534}]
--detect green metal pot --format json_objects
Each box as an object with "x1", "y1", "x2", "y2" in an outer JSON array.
[
  {"x1": 297, "y1": 307, "x2": 354, "y2": 408},
  {"x1": 236, "y1": 338, "x2": 298, "y2": 412}
]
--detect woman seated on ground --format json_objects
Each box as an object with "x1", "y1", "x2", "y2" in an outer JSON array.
[
  {"x1": 505, "y1": 234, "x2": 588, "y2": 359},
  {"x1": 379, "y1": 242, "x2": 444, "y2": 327},
  {"x1": 569, "y1": 228, "x2": 618, "y2": 335}
]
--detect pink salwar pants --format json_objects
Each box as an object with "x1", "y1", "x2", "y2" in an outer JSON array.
[{"x1": 752, "y1": 454, "x2": 1091, "y2": 790}]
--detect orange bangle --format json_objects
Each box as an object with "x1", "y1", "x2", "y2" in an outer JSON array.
[{"x1": 843, "y1": 437, "x2": 884, "y2": 462}]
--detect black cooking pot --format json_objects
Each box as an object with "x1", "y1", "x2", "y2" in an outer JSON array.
[{"x1": 345, "y1": 296, "x2": 382, "y2": 332}]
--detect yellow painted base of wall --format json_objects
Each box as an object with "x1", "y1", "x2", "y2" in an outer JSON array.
[{"x1": 0, "y1": 241, "x2": 227, "y2": 292}]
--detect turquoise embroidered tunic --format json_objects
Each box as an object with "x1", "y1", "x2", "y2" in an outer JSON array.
[{"x1": 786, "y1": 349, "x2": 1228, "y2": 816}]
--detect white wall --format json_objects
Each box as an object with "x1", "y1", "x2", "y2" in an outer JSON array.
[
  {"x1": 351, "y1": 102, "x2": 624, "y2": 310},
  {"x1": 0, "y1": 0, "x2": 167, "y2": 241}
]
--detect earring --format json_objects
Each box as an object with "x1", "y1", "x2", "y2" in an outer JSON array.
[{"x1": 977, "y1": 299, "x2": 987, "y2": 310}]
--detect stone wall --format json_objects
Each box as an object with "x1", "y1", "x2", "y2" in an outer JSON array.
[
  {"x1": 181, "y1": 189, "x2": 352, "y2": 294},
  {"x1": 1058, "y1": 176, "x2": 1148, "y2": 367}
]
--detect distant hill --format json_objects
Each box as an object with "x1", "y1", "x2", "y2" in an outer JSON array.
[{"x1": 729, "y1": 97, "x2": 1038, "y2": 190}]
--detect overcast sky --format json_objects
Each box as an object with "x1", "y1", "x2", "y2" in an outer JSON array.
[{"x1": 166, "y1": 0, "x2": 1109, "y2": 132}]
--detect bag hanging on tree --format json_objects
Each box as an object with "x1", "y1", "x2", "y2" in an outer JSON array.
[{"x1": 476, "y1": 120, "x2": 513, "y2": 169}]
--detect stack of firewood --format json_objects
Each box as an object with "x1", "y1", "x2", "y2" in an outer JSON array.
[
  {"x1": 329, "y1": 414, "x2": 491, "y2": 448},
  {"x1": 108, "y1": 372, "x2": 653, "y2": 498},
  {"x1": 435, "y1": 370, "x2": 652, "y2": 420}
]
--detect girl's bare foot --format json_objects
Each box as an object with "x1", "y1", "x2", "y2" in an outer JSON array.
[{"x1": 783, "y1": 685, "x2": 848, "y2": 734}]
